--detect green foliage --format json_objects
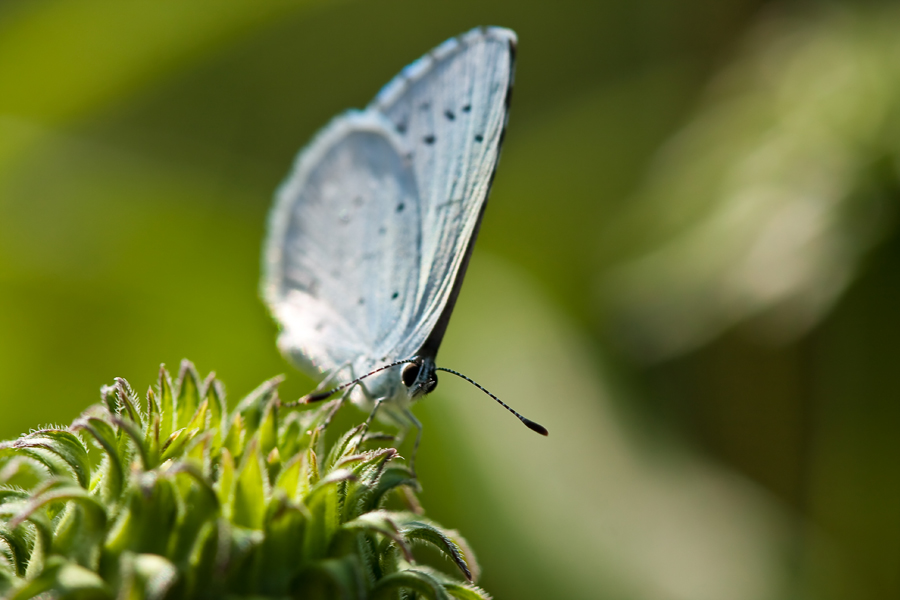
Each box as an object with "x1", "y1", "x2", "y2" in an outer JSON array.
[{"x1": 0, "y1": 361, "x2": 488, "y2": 600}]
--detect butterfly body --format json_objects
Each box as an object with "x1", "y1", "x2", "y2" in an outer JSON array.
[{"x1": 263, "y1": 27, "x2": 516, "y2": 423}]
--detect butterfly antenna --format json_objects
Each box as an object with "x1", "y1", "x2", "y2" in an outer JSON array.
[
  {"x1": 436, "y1": 367, "x2": 549, "y2": 436},
  {"x1": 292, "y1": 359, "x2": 416, "y2": 405}
]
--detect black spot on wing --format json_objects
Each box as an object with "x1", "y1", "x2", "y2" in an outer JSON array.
[
  {"x1": 444, "y1": 109, "x2": 455, "y2": 121},
  {"x1": 474, "y1": 134, "x2": 483, "y2": 142},
  {"x1": 423, "y1": 135, "x2": 435, "y2": 145},
  {"x1": 391, "y1": 292, "x2": 399, "y2": 300},
  {"x1": 396, "y1": 202, "x2": 405, "y2": 212},
  {"x1": 462, "y1": 104, "x2": 471, "y2": 113},
  {"x1": 396, "y1": 122, "x2": 407, "y2": 134}
]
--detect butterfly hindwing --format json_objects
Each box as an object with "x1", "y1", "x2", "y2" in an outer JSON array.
[{"x1": 264, "y1": 111, "x2": 422, "y2": 375}]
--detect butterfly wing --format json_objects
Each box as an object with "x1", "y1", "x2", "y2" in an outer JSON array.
[
  {"x1": 369, "y1": 26, "x2": 516, "y2": 361},
  {"x1": 264, "y1": 27, "x2": 516, "y2": 387},
  {"x1": 263, "y1": 111, "x2": 423, "y2": 377}
]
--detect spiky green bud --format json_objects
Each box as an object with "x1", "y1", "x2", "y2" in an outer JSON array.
[{"x1": 0, "y1": 360, "x2": 488, "y2": 600}]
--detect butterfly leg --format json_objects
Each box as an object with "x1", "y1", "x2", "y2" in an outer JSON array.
[
  {"x1": 365, "y1": 396, "x2": 388, "y2": 429},
  {"x1": 317, "y1": 360, "x2": 354, "y2": 393},
  {"x1": 319, "y1": 385, "x2": 354, "y2": 430},
  {"x1": 401, "y1": 408, "x2": 423, "y2": 477}
]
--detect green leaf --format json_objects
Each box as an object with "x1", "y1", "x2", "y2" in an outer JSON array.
[
  {"x1": 444, "y1": 581, "x2": 494, "y2": 600},
  {"x1": 258, "y1": 395, "x2": 279, "y2": 458},
  {"x1": 168, "y1": 467, "x2": 217, "y2": 564},
  {"x1": 146, "y1": 386, "x2": 160, "y2": 419},
  {"x1": 111, "y1": 415, "x2": 150, "y2": 471},
  {"x1": 343, "y1": 510, "x2": 413, "y2": 562},
  {"x1": 306, "y1": 469, "x2": 356, "y2": 500},
  {"x1": 232, "y1": 438, "x2": 267, "y2": 530},
  {"x1": 216, "y1": 448, "x2": 235, "y2": 518},
  {"x1": 115, "y1": 377, "x2": 145, "y2": 426},
  {"x1": 274, "y1": 452, "x2": 308, "y2": 503},
  {"x1": 303, "y1": 556, "x2": 366, "y2": 600},
  {"x1": 0, "y1": 456, "x2": 47, "y2": 489},
  {"x1": 185, "y1": 520, "x2": 218, "y2": 599},
  {"x1": 279, "y1": 398, "x2": 343, "y2": 460},
  {"x1": 0, "y1": 522, "x2": 32, "y2": 577},
  {"x1": 160, "y1": 427, "x2": 199, "y2": 463},
  {"x1": 118, "y1": 552, "x2": 179, "y2": 600},
  {"x1": 10, "y1": 485, "x2": 106, "y2": 533},
  {"x1": 7, "y1": 556, "x2": 111, "y2": 600},
  {"x1": 266, "y1": 446, "x2": 282, "y2": 485},
  {"x1": 204, "y1": 375, "x2": 227, "y2": 452},
  {"x1": 234, "y1": 375, "x2": 283, "y2": 436},
  {"x1": 223, "y1": 413, "x2": 246, "y2": 460},
  {"x1": 99, "y1": 385, "x2": 117, "y2": 414},
  {"x1": 0, "y1": 488, "x2": 30, "y2": 504},
  {"x1": 259, "y1": 492, "x2": 307, "y2": 594},
  {"x1": 104, "y1": 472, "x2": 178, "y2": 557},
  {"x1": 323, "y1": 424, "x2": 365, "y2": 473},
  {"x1": 175, "y1": 360, "x2": 202, "y2": 430},
  {"x1": 221, "y1": 525, "x2": 264, "y2": 593},
  {"x1": 15, "y1": 486, "x2": 108, "y2": 569},
  {"x1": 364, "y1": 467, "x2": 417, "y2": 514},
  {"x1": 72, "y1": 416, "x2": 124, "y2": 502},
  {"x1": 185, "y1": 431, "x2": 211, "y2": 474},
  {"x1": 277, "y1": 412, "x2": 304, "y2": 460},
  {"x1": 303, "y1": 470, "x2": 355, "y2": 561},
  {"x1": 157, "y1": 365, "x2": 175, "y2": 439},
  {"x1": 393, "y1": 515, "x2": 475, "y2": 582},
  {"x1": 144, "y1": 413, "x2": 161, "y2": 470},
  {"x1": 341, "y1": 449, "x2": 399, "y2": 521},
  {"x1": 169, "y1": 460, "x2": 218, "y2": 506},
  {"x1": 0, "y1": 498, "x2": 53, "y2": 570},
  {"x1": 307, "y1": 430, "x2": 321, "y2": 487},
  {"x1": 0, "y1": 447, "x2": 72, "y2": 490},
  {"x1": 0, "y1": 566, "x2": 14, "y2": 597},
  {"x1": 4, "y1": 429, "x2": 91, "y2": 489},
  {"x1": 186, "y1": 398, "x2": 209, "y2": 433},
  {"x1": 372, "y1": 569, "x2": 452, "y2": 600},
  {"x1": 404, "y1": 566, "x2": 494, "y2": 600}
]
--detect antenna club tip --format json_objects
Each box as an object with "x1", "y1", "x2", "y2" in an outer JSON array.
[
  {"x1": 303, "y1": 390, "x2": 334, "y2": 404},
  {"x1": 523, "y1": 419, "x2": 549, "y2": 436}
]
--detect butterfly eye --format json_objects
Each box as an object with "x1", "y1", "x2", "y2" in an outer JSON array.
[{"x1": 401, "y1": 363, "x2": 421, "y2": 387}]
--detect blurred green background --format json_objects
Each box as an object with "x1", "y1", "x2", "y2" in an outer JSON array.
[{"x1": 3, "y1": 0, "x2": 900, "y2": 598}]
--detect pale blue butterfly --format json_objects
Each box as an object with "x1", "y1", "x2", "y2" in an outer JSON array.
[{"x1": 262, "y1": 27, "x2": 547, "y2": 460}]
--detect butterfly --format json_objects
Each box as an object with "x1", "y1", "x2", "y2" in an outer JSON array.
[{"x1": 262, "y1": 26, "x2": 546, "y2": 449}]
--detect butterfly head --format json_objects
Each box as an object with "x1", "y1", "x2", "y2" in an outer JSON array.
[{"x1": 401, "y1": 357, "x2": 438, "y2": 400}]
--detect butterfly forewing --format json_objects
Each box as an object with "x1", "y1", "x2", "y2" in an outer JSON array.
[{"x1": 370, "y1": 27, "x2": 516, "y2": 360}]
